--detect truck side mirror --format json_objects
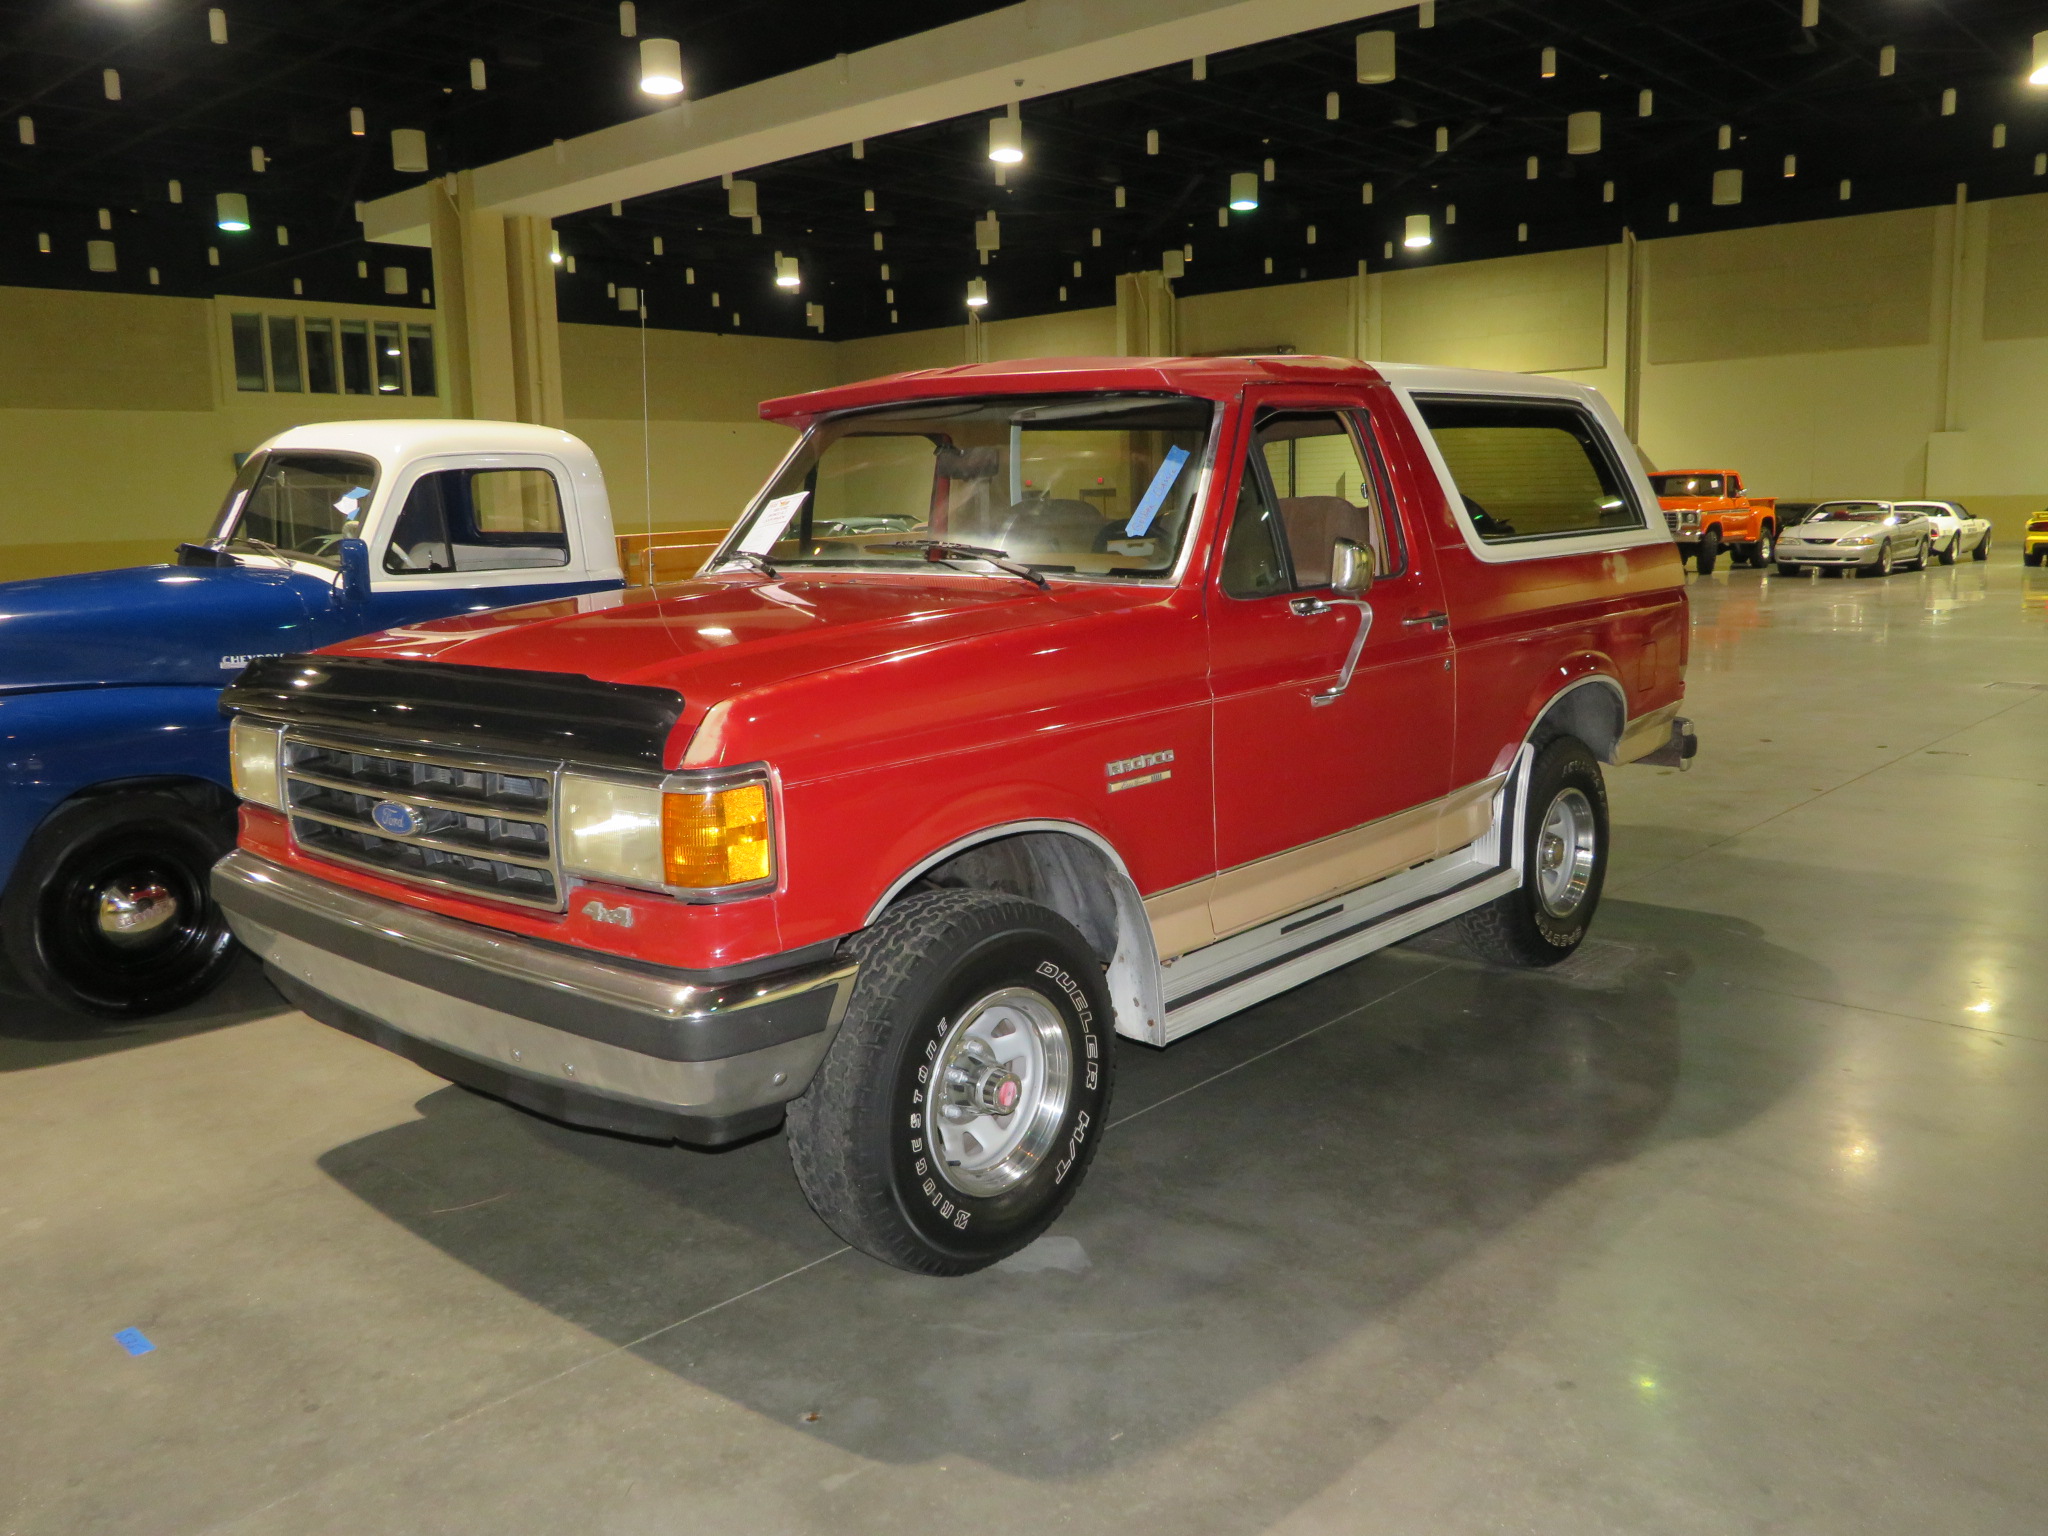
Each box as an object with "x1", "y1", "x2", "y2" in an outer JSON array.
[
  {"x1": 1330, "y1": 538, "x2": 1375, "y2": 597},
  {"x1": 336, "y1": 537, "x2": 371, "y2": 605}
]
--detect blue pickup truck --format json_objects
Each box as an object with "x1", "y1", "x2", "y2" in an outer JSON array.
[{"x1": 0, "y1": 420, "x2": 626, "y2": 1020}]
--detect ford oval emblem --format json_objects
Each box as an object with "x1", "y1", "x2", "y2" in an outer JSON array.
[{"x1": 371, "y1": 800, "x2": 423, "y2": 837}]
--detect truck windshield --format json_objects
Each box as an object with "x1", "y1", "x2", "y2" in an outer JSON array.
[
  {"x1": 211, "y1": 450, "x2": 380, "y2": 567},
  {"x1": 1648, "y1": 473, "x2": 1725, "y2": 497},
  {"x1": 717, "y1": 394, "x2": 1216, "y2": 581}
]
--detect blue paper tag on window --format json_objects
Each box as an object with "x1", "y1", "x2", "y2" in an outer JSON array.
[
  {"x1": 1126, "y1": 446, "x2": 1192, "y2": 537},
  {"x1": 113, "y1": 1328, "x2": 155, "y2": 1357}
]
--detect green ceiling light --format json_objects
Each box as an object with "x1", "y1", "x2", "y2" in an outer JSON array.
[
  {"x1": 215, "y1": 191, "x2": 250, "y2": 231},
  {"x1": 1228, "y1": 171, "x2": 1258, "y2": 210}
]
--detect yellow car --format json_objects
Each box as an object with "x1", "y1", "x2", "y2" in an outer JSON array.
[{"x1": 2026, "y1": 511, "x2": 2048, "y2": 566}]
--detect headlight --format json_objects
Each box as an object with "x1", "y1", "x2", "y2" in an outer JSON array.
[
  {"x1": 1679, "y1": 511, "x2": 1700, "y2": 529},
  {"x1": 560, "y1": 767, "x2": 775, "y2": 896},
  {"x1": 229, "y1": 717, "x2": 286, "y2": 810}
]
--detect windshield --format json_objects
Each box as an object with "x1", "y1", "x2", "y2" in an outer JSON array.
[
  {"x1": 1809, "y1": 504, "x2": 1891, "y2": 523},
  {"x1": 716, "y1": 394, "x2": 1217, "y2": 580},
  {"x1": 1649, "y1": 473, "x2": 1724, "y2": 497},
  {"x1": 211, "y1": 450, "x2": 380, "y2": 566}
]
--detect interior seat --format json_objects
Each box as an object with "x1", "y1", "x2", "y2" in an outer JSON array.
[{"x1": 1275, "y1": 496, "x2": 1372, "y2": 585}]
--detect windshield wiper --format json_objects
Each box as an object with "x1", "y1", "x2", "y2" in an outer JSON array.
[
  {"x1": 871, "y1": 539, "x2": 1049, "y2": 591},
  {"x1": 712, "y1": 549, "x2": 779, "y2": 578},
  {"x1": 227, "y1": 535, "x2": 296, "y2": 570}
]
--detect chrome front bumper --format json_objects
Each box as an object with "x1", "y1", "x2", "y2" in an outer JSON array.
[{"x1": 214, "y1": 850, "x2": 857, "y2": 1145}]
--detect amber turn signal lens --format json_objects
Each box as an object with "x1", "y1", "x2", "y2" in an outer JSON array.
[{"x1": 661, "y1": 782, "x2": 773, "y2": 889}]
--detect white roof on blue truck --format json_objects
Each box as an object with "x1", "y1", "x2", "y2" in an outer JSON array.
[{"x1": 258, "y1": 419, "x2": 602, "y2": 475}]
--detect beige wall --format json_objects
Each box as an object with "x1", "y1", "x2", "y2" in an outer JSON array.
[{"x1": 8, "y1": 192, "x2": 2048, "y2": 582}]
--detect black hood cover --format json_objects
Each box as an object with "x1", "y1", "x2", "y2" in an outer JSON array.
[{"x1": 221, "y1": 655, "x2": 687, "y2": 773}]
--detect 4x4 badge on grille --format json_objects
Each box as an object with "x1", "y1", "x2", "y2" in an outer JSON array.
[{"x1": 371, "y1": 801, "x2": 424, "y2": 836}]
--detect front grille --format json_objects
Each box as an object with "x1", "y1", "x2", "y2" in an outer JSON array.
[
  {"x1": 282, "y1": 732, "x2": 564, "y2": 909},
  {"x1": 1663, "y1": 511, "x2": 1678, "y2": 532}
]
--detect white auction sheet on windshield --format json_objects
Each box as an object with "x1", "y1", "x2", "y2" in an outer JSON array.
[{"x1": 738, "y1": 492, "x2": 808, "y2": 555}]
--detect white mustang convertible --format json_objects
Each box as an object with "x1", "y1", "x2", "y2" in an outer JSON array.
[{"x1": 1775, "y1": 502, "x2": 1934, "y2": 577}]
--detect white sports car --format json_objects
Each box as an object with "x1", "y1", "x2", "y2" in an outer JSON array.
[
  {"x1": 1894, "y1": 500, "x2": 1992, "y2": 564},
  {"x1": 1775, "y1": 502, "x2": 1935, "y2": 576}
]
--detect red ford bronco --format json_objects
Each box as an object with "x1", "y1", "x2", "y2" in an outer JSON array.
[
  {"x1": 214, "y1": 356, "x2": 1694, "y2": 1275},
  {"x1": 1647, "y1": 468, "x2": 1777, "y2": 573}
]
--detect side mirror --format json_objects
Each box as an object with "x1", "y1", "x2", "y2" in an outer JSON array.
[
  {"x1": 335, "y1": 536, "x2": 371, "y2": 605},
  {"x1": 1330, "y1": 537, "x2": 1375, "y2": 597}
]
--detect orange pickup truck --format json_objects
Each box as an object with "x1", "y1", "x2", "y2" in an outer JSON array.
[{"x1": 1648, "y1": 470, "x2": 1777, "y2": 574}]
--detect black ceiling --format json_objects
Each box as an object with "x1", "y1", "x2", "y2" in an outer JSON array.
[{"x1": 6, "y1": 1, "x2": 2048, "y2": 342}]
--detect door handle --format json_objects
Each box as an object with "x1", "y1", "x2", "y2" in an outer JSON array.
[
  {"x1": 1289, "y1": 596, "x2": 1331, "y2": 617},
  {"x1": 1403, "y1": 611, "x2": 1449, "y2": 630}
]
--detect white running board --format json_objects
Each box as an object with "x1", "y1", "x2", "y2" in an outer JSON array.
[{"x1": 1146, "y1": 752, "x2": 1531, "y2": 1045}]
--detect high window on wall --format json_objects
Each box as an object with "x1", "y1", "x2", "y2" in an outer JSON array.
[{"x1": 231, "y1": 314, "x2": 437, "y2": 397}]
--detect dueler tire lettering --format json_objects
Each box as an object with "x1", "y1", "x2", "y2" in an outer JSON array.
[
  {"x1": 785, "y1": 890, "x2": 1115, "y2": 1276},
  {"x1": 1453, "y1": 736, "x2": 1608, "y2": 969}
]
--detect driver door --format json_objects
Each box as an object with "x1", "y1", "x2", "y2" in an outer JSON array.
[{"x1": 1204, "y1": 396, "x2": 1456, "y2": 936}]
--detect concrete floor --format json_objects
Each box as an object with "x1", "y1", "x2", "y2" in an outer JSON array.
[{"x1": 6, "y1": 558, "x2": 2048, "y2": 1536}]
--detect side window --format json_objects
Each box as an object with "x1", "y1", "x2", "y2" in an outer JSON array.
[
  {"x1": 1416, "y1": 396, "x2": 1643, "y2": 544},
  {"x1": 384, "y1": 468, "x2": 570, "y2": 574},
  {"x1": 1220, "y1": 410, "x2": 1395, "y2": 597},
  {"x1": 1220, "y1": 459, "x2": 1289, "y2": 598}
]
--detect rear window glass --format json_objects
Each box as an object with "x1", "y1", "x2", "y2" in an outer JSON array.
[{"x1": 1416, "y1": 397, "x2": 1643, "y2": 544}]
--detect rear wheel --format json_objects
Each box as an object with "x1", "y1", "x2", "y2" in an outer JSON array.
[
  {"x1": 0, "y1": 790, "x2": 239, "y2": 1020},
  {"x1": 1937, "y1": 535, "x2": 1958, "y2": 566},
  {"x1": 1748, "y1": 525, "x2": 1776, "y2": 567},
  {"x1": 786, "y1": 890, "x2": 1114, "y2": 1275},
  {"x1": 1973, "y1": 533, "x2": 1991, "y2": 562},
  {"x1": 2026, "y1": 548, "x2": 2043, "y2": 568},
  {"x1": 1904, "y1": 537, "x2": 1928, "y2": 572},
  {"x1": 1456, "y1": 737, "x2": 1608, "y2": 969},
  {"x1": 1694, "y1": 528, "x2": 1722, "y2": 576}
]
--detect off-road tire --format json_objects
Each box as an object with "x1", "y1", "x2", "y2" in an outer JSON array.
[
  {"x1": 785, "y1": 890, "x2": 1115, "y2": 1276},
  {"x1": 1694, "y1": 529, "x2": 1722, "y2": 576},
  {"x1": 0, "y1": 789, "x2": 239, "y2": 1019},
  {"x1": 1456, "y1": 737, "x2": 1608, "y2": 969}
]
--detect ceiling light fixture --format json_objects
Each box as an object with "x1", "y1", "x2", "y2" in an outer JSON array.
[
  {"x1": 966, "y1": 277, "x2": 989, "y2": 308},
  {"x1": 1567, "y1": 110, "x2": 1601, "y2": 155},
  {"x1": 775, "y1": 254, "x2": 801, "y2": 289},
  {"x1": 208, "y1": 8, "x2": 227, "y2": 45},
  {"x1": 988, "y1": 109, "x2": 1024, "y2": 164},
  {"x1": 391, "y1": 129, "x2": 426, "y2": 173},
  {"x1": 1541, "y1": 47, "x2": 1558, "y2": 79},
  {"x1": 1229, "y1": 171, "x2": 1259, "y2": 210},
  {"x1": 2031, "y1": 31, "x2": 2048, "y2": 85},
  {"x1": 215, "y1": 191, "x2": 250, "y2": 231},
  {"x1": 1356, "y1": 31, "x2": 1395, "y2": 84},
  {"x1": 1404, "y1": 213, "x2": 1432, "y2": 248},
  {"x1": 639, "y1": 38, "x2": 685, "y2": 97}
]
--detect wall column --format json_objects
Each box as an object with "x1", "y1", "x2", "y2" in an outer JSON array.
[
  {"x1": 1115, "y1": 271, "x2": 1178, "y2": 355},
  {"x1": 429, "y1": 172, "x2": 563, "y2": 425}
]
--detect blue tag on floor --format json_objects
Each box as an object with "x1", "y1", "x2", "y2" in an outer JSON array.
[{"x1": 113, "y1": 1328, "x2": 155, "y2": 1356}]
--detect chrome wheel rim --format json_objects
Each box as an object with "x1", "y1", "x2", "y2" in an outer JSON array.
[
  {"x1": 929, "y1": 986, "x2": 1073, "y2": 1198},
  {"x1": 1876, "y1": 543, "x2": 1891, "y2": 574},
  {"x1": 1535, "y1": 788, "x2": 1598, "y2": 918},
  {"x1": 95, "y1": 878, "x2": 182, "y2": 949}
]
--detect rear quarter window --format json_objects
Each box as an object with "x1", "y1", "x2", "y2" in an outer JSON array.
[{"x1": 1414, "y1": 396, "x2": 1644, "y2": 546}]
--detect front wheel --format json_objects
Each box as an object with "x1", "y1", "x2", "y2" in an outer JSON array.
[
  {"x1": 1862, "y1": 541, "x2": 1894, "y2": 577},
  {"x1": 1776, "y1": 562, "x2": 1805, "y2": 577},
  {"x1": 1694, "y1": 529, "x2": 1722, "y2": 576},
  {"x1": 786, "y1": 890, "x2": 1114, "y2": 1275},
  {"x1": 1455, "y1": 737, "x2": 1609, "y2": 968},
  {"x1": 0, "y1": 790, "x2": 239, "y2": 1019}
]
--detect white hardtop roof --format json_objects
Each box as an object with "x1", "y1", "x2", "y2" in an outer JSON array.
[
  {"x1": 258, "y1": 418, "x2": 599, "y2": 470},
  {"x1": 1367, "y1": 361, "x2": 1603, "y2": 405}
]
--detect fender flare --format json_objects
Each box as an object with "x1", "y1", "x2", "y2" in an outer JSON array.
[{"x1": 866, "y1": 817, "x2": 1166, "y2": 1045}]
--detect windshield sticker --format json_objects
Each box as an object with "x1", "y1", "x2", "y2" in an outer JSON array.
[
  {"x1": 333, "y1": 486, "x2": 370, "y2": 517},
  {"x1": 738, "y1": 491, "x2": 808, "y2": 555},
  {"x1": 1125, "y1": 447, "x2": 1191, "y2": 536}
]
